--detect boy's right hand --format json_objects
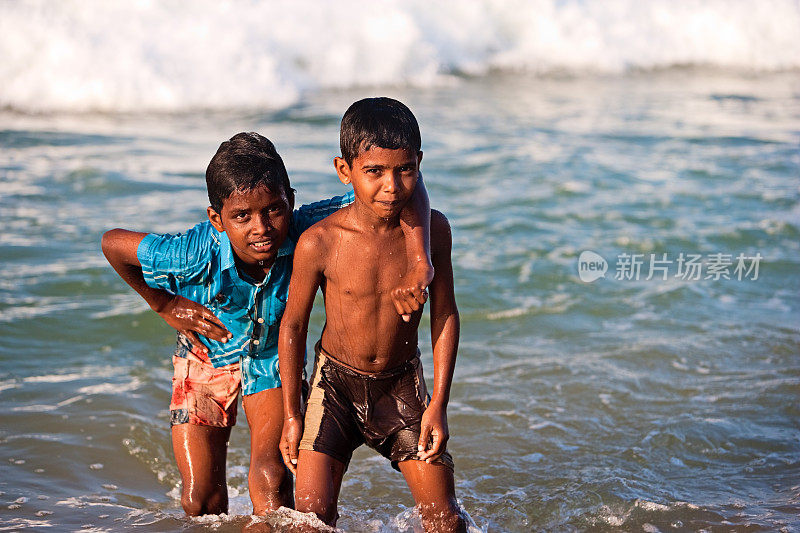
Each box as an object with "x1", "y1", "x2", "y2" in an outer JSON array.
[
  {"x1": 156, "y1": 295, "x2": 231, "y2": 354},
  {"x1": 280, "y1": 416, "x2": 304, "y2": 475}
]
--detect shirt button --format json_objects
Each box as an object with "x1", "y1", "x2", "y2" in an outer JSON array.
[
  {"x1": 252, "y1": 339, "x2": 260, "y2": 346},
  {"x1": 257, "y1": 318, "x2": 264, "y2": 323}
]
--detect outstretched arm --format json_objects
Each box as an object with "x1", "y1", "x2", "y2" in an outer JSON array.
[
  {"x1": 417, "y1": 212, "x2": 460, "y2": 463},
  {"x1": 395, "y1": 173, "x2": 434, "y2": 321},
  {"x1": 101, "y1": 229, "x2": 230, "y2": 353},
  {"x1": 278, "y1": 230, "x2": 325, "y2": 474}
]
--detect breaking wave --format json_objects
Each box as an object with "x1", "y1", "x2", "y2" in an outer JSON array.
[{"x1": 1, "y1": 0, "x2": 798, "y2": 112}]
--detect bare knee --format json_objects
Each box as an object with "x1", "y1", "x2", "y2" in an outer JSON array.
[
  {"x1": 181, "y1": 485, "x2": 227, "y2": 516},
  {"x1": 295, "y1": 491, "x2": 338, "y2": 526},
  {"x1": 249, "y1": 457, "x2": 292, "y2": 514},
  {"x1": 250, "y1": 457, "x2": 290, "y2": 493},
  {"x1": 181, "y1": 496, "x2": 205, "y2": 517},
  {"x1": 418, "y1": 501, "x2": 466, "y2": 533}
]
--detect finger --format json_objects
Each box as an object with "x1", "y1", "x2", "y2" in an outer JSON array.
[
  {"x1": 198, "y1": 320, "x2": 231, "y2": 343},
  {"x1": 392, "y1": 291, "x2": 414, "y2": 320},
  {"x1": 201, "y1": 308, "x2": 231, "y2": 337},
  {"x1": 417, "y1": 424, "x2": 432, "y2": 457},
  {"x1": 182, "y1": 331, "x2": 209, "y2": 357},
  {"x1": 425, "y1": 433, "x2": 444, "y2": 463},
  {"x1": 285, "y1": 450, "x2": 296, "y2": 475},
  {"x1": 288, "y1": 438, "x2": 299, "y2": 472},
  {"x1": 178, "y1": 308, "x2": 226, "y2": 344},
  {"x1": 391, "y1": 290, "x2": 407, "y2": 317},
  {"x1": 425, "y1": 451, "x2": 443, "y2": 464},
  {"x1": 402, "y1": 290, "x2": 422, "y2": 312},
  {"x1": 396, "y1": 293, "x2": 414, "y2": 316},
  {"x1": 194, "y1": 311, "x2": 230, "y2": 343},
  {"x1": 280, "y1": 439, "x2": 296, "y2": 475},
  {"x1": 414, "y1": 288, "x2": 428, "y2": 305},
  {"x1": 408, "y1": 283, "x2": 426, "y2": 298}
]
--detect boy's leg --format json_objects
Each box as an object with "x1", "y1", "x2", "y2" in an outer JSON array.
[
  {"x1": 242, "y1": 387, "x2": 293, "y2": 514},
  {"x1": 172, "y1": 424, "x2": 231, "y2": 515},
  {"x1": 294, "y1": 450, "x2": 347, "y2": 526},
  {"x1": 398, "y1": 460, "x2": 466, "y2": 533},
  {"x1": 169, "y1": 339, "x2": 240, "y2": 516}
]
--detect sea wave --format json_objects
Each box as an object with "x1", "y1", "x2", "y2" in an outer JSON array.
[{"x1": 1, "y1": 0, "x2": 798, "y2": 112}]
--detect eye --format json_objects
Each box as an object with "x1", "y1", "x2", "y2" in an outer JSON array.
[
  {"x1": 366, "y1": 168, "x2": 381, "y2": 175},
  {"x1": 233, "y1": 212, "x2": 248, "y2": 221}
]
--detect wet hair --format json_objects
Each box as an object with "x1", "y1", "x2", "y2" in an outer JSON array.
[
  {"x1": 339, "y1": 97, "x2": 421, "y2": 165},
  {"x1": 205, "y1": 132, "x2": 294, "y2": 213}
]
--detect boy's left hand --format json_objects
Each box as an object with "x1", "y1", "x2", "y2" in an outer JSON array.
[
  {"x1": 417, "y1": 402, "x2": 449, "y2": 463},
  {"x1": 392, "y1": 261, "x2": 434, "y2": 322}
]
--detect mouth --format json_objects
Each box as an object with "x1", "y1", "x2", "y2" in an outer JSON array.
[{"x1": 249, "y1": 239, "x2": 273, "y2": 252}]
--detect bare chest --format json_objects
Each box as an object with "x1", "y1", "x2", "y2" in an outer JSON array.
[{"x1": 324, "y1": 230, "x2": 407, "y2": 299}]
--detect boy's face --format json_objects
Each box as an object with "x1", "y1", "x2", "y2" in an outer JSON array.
[
  {"x1": 207, "y1": 184, "x2": 293, "y2": 271},
  {"x1": 334, "y1": 146, "x2": 422, "y2": 219}
]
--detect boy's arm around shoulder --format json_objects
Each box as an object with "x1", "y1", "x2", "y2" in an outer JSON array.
[
  {"x1": 101, "y1": 228, "x2": 230, "y2": 352},
  {"x1": 278, "y1": 225, "x2": 327, "y2": 474},
  {"x1": 394, "y1": 174, "x2": 434, "y2": 321},
  {"x1": 417, "y1": 210, "x2": 460, "y2": 463}
]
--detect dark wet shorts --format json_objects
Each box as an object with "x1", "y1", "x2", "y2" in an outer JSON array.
[{"x1": 299, "y1": 342, "x2": 454, "y2": 471}]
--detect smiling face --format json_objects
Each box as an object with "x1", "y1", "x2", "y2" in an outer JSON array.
[
  {"x1": 207, "y1": 184, "x2": 293, "y2": 278},
  {"x1": 334, "y1": 146, "x2": 422, "y2": 221}
]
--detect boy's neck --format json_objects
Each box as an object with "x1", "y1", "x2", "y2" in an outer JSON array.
[{"x1": 233, "y1": 254, "x2": 271, "y2": 283}]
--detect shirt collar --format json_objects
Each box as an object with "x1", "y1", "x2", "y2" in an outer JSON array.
[{"x1": 216, "y1": 229, "x2": 236, "y2": 272}]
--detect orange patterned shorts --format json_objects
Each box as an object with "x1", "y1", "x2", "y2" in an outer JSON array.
[{"x1": 170, "y1": 345, "x2": 241, "y2": 428}]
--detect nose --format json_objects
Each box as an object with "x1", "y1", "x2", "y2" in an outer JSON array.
[
  {"x1": 383, "y1": 171, "x2": 401, "y2": 194},
  {"x1": 252, "y1": 212, "x2": 272, "y2": 235}
]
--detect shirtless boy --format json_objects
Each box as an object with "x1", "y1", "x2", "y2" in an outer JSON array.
[
  {"x1": 279, "y1": 98, "x2": 465, "y2": 532},
  {"x1": 101, "y1": 132, "x2": 431, "y2": 516}
]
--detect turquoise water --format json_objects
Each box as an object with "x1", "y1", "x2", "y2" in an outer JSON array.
[{"x1": 1, "y1": 71, "x2": 799, "y2": 531}]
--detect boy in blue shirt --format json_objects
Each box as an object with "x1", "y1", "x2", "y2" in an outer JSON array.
[{"x1": 102, "y1": 132, "x2": 431, "y2": 516}]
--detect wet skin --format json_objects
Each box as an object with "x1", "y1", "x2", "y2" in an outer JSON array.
[
  {"x1": 279, "y1": 147, "x2": 466, "y2": 531},
  {"x1": 101, "y1": 175, "x2": 433, "y2": 517}
]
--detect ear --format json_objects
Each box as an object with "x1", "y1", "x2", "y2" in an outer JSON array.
[
  {"x1": 333, "y1": 156, "x2": 351, "y2": 185},
  {"x1": 417, "y1": 151, "x2": 423, "y2": 165},
  {"x1": 207, "y1": 206, "x2": 225, "y2": 232}
]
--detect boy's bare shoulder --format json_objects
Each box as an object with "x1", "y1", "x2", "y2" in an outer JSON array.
[{"x1": 295, "y1": 205, "x2": 352, "y2": 254}]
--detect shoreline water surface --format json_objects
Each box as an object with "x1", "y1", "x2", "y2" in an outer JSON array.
[{"x1": 1, "y1": 71, "x2": 798, "y2": 531}]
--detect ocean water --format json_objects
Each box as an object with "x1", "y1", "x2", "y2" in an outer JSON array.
[{"x1": 2, "y1": 2, "x2": 800, "y2": 532}]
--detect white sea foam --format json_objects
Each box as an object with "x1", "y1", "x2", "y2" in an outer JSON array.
[
  {"x1": 1, "y1": 0, "x2": 798, "y2": 112},
  {"x1": 0, "y1": 519, "x2": 55, "y2": 530},
  {"x1": 0, "y1": 381, "x2": 20, "y2": 393},
  {"x1": 77, "y1": 379, "x2": 142, "y2": 396},
  {"x1": 22, "y1": 367, "x2": 120, "y2": 384}
]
